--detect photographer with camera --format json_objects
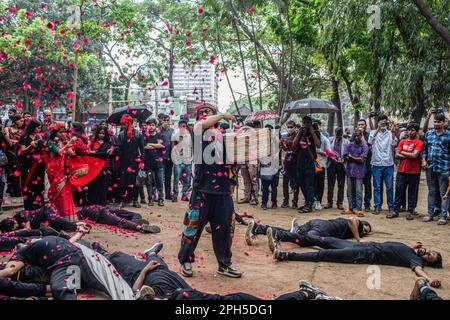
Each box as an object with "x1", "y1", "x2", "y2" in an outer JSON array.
[
  {"x1": 293, "y1": 116, "x2": 321, "y2": 213},
  {"x1": 368, "y1": 115, "x2": 398, "y2": 216},
  {"x1": 280, "y1": 121, "x2": 300, "y2": 209},
  {"x1": 19, "y1": 119, "x2": 45, "y2": 211}
]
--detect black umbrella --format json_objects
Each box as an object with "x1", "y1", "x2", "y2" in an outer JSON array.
[
  {"x1": 283, "y1": 98, "x2": 339, "y2": 114},
  {"x1": 107, "y1": 105, "x2": 152, "y2": 125}
]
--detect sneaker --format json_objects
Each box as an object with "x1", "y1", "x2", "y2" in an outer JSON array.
[
  {"x1": 290, "y1": 218, "x2": 299, "y2": 233},
  {"x1": 422, "y1": 216, "x2": 433, "y2": 222},
  {"x1": 406, "y1": 213, "x2": 414, "y2": 221},
  {"x1": 261, "y1": 204, "x2": 268, "y2": 210},
  {"x1": 181, "y1": 262, "x2": 193, "y2": 277},
  {"x1": 267, "y1": 227, "x2": 278, "y2": 253},
  {"x1": 298, "y1": 207, "x2": 313, "y2": 213},
  {"x1": 316, "y1": 202, "x2": 323, "y2": 210},
  {"x1": 324, "y1": 203, "x2": 333, "y2": 209},
  {"x1": 273, "y1": 249, "x2": 289, "y2": 261},
  {"x1": 245, "y1": 220, "x2": 256, "y2": 246},
  {"x1": 140, "y1": 224, "x2": 161, "y2": 234},
  {"x1": 299, "y1": 280, "x2": 325, "y2": 299},
  {"x1": 158, "y1": 199, "x2": 164, "y2": 207},
  {"x1": 205, "y1": 224, "x2": 212, "y2": 234},
  {"x1": 217, "y1": 265, "x2": 242, "y2": 278},
  {"x1": 144, "y1": 242, "x2": 163, "y2": 256},
  {"x1": 437, "y1": 218, "x2": 447, "y2": 225},
  {"x1": 386, "y1": 211, "x2": 399, "y2": 219},
  {"x1": 271, "y1": 202, "x2": 278, "y2": 209},
  {"x1": 316, "y1": 293, "x2": 342, "y2": 300},
  {"x1": 281, "y1": 200, "x2": 289, "y2": 209}
]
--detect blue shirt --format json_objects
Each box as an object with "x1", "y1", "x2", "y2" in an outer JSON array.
[
  {"x1": 423, "y1": 129, "x2": 450, "y2": 173},
  {"x1": 159, "y1": 127, "x2": 174, "y2": 160}
]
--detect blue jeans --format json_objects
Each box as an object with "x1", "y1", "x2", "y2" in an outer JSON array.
[
  {"x1": 146, "y1": 167, "x2": 164, "y2": 201},
  {"x1": 297, "y1": 167, "x2": 315, "y2": 208},
  {"x1": 347, "y1": 177, "x2": 363, "y2": 211},
  {"x1": 173, "y1": 163, "x2": 192, "y2": 199},
  {"x1": 372, "y1": 165, "x2": 394, "y2": 210},
  {"x1": 426, "y1": 169, "x2": 449, "y2": 218},
  {"x1": 261, "y1": 174, "x2": 279, "y2": 205}
]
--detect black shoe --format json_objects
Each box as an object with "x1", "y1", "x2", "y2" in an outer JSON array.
[
  {"x1": 290, "y1": 218, "x2": 299, "y2": 233},
  {"x1": 298, "y1": 280, "x2": 326, "y2": 299},
  {"x1": 140, "y1": 224, "x2": 161, "y2": 234},
  {"x1": 148, "y1": 200, "x2": 154, "y2": 207},
  {"x1": 271, "y1": 202, "x2": 278, "y2": 209},
  {"x1": 298, "y1": 206, "x2": 312, "y2": 213},
  {"x1": 292, "y1": 203, "x2": 298, "y2": 209},
  {"x1": 337, "y1": 204, "x2": 344, "y2": 211},
  {"x1": 274, "y1": 249, "x2": 289, "y2": 261},
  {"x1": 134, "y1": 219, "x2": 150, "y2": 225},
  {"x1": 133, "y1": 201, "x2": 141, "y2": 208},
  {"x1": 181, "y1": 262, "x2": 193, "y2": 277},
  {"x1": 144, "y1": 242, "x2": 163, "y2": 256},
  {"x1": 217, "y1": 264, "x2": 242, "y2": 278},
  {"x1": 386, "y1": 211, "x2": 399, "y2": 219},
  {"x1": 324, "y1": 203, "x2": 333, "y2": 209},
  {"x1": 92, "y1": 242, "x2": 108, "y2": 255},
  {"x1": 261, "y1": 204, "x2": 268, "y2": 210},
  {"x1": 406, "y1": 213, "x2": 414, "y2": 221},
  {"x1": 205, "y1": 224, "x2": 212, "y2": 234},
  {"x1": 158, "y1": 199, "x2": 164, "y2": 207},
  {"x1": 281, "y1": 200, "x2": 289, "y2": 209}
]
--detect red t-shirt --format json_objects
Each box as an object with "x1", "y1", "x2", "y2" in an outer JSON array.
[{"x1": 397, "y1": 138, "x2": 423, "y2": 174}]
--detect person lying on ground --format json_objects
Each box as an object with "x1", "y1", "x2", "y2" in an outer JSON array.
[
  {"x1": 274, "y1": 239, "x2": 442, "y2": 288},
  {"x1": 0, "y1": 227, "x2": 137, "y2": 300},
  {"x1": 410, "y1": 278, "x2": 443, "y2": 300},
  {"x1": 0, "y1": 273, "x2": 51, "y2": 300},
  {"x1": 245, "y1": 217, "x2": 372, "y2": 252},
  {"x1": 0, "y1": 206, "x2": 81, "y2": 234},
  {"x1": 140, "y1": 280, "x2": 339, "y2": 301},
  {"x1": 76, "y1": 205, "x2": 160, "y2": 234},
  {"x1": 0, "y1": 225, "x2": 68, "y2": 252}
]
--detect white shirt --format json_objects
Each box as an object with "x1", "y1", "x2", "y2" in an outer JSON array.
[{"x1": 368, "y1": 129, "x2": 397, "y2": 167}]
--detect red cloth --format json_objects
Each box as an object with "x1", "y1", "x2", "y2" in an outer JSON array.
[
  {"x1": 120, "y1": 115, "x2": 133, "y2": 140},
  {"x1": 45, "y1": 149, "x2": 77, "y2": 221},
  {"x1": 397, "y1": 138, "x2": 423, "y2": 174}
]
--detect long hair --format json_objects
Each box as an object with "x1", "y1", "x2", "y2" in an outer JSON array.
[
  {"x1": 19, "y1": 119, "x2": 42, "y2": 144},
  {"x1": 71, "y1": 122, "x2": 88, "y2": 144},
  {"x1": 93, "y1": 125, "x2": 110, "y2": 143}
]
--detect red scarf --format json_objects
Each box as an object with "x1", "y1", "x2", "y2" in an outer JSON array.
[{"x1": 120, "y1": 115, "x2": 133, "y2": 140}]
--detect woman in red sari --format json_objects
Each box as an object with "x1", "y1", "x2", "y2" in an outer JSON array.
[{"x1": 45, "y1": 123, "x2": 105, "y2": 221}]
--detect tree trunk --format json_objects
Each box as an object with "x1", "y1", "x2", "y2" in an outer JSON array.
[
  {"x1": 124, "y1": 79, "x2": 131, "y2": 102},
  {"x1": 411, "y1": 74, "x2": 426, "y2": 123},
  {"x1": 372, "y1": 70, "x2": 382, "y2": 112},
  {"x1": 327, "y1": 113, "x2": 335, "y2": 136},
  {"x1": 331, "y1": 78, "x2": 343, "y2": 129},
  {"x1": 412, "y1": 0, "x2": 450, "y2": 46},
  {"x1": 168, "y1": 45, "x2": 175, "y2": 98}
]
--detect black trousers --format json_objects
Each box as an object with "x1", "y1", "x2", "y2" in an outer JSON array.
[
  {"x1": 171, "y1": 288, "x2": 309, "y2": 300},
  {"x1": 0, "y1": 229, "x2": 48, "y2": 251},
  {"x1": 394, "y1": 173, "x2": 420, "y2": 213},
  {"x1": 314, "y1": 169, "x2": 326, "y2": 203},
  {"x1": 50, "y1": 258, "x2": 109, "y2": 300},
  {"x1": 178, "y1": 191, "x2": 234, "y2": 267},
  {"x1": 108, "y1": 207, "x2": 143, "y2": 223},
  {"x1": 282, "y1": 166, "x2": 299, "y2": 204},
  {"x1": 163, "y1": 159, "x2": 173, "y2": 198},
  {"x1": 420, "y1": 287, "x2": 442, "y2": 300},
  {"x1": 286, "y1": 243, "x2": 373, "y2": 264},
  {"x1": 0, "y1": 278, "x2": 47, "y2": 298},
  {"x1": 327, "y1": 161, "x2": 346, "y2": 206},
  {"x1": 77, "y1": 208, "x2": 139, "y2": 231}
]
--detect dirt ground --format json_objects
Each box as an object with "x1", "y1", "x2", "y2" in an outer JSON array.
[{"x1": 1, "y1": 177, "x2": 449, "y2": 300}]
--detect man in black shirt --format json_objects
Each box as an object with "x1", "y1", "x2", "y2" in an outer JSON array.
[
  {"x1": 143, "y1": 118, "x2": 165, "y2": 206},
  {"x1": 293, "y1": 116, "x2": 321, "y2": 213},
  {"x1": 159, "y1": 114, "x2": 174, "y2": 200},
  {"x1": 274, "y1": 240, "x2": 442, "y2": 288},
  {"x1": 246, "y1": 217, "x2": 372, "y2": 251},
  {"x1": 178, "y1": 105, "x2": 241, "y2": 279}
]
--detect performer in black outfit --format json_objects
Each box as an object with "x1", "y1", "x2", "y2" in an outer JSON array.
[
  {"x1": 246, "y1": 217, "x2": 371, "y2": 251},
  {"x1": 274, "y1": 240, "x2": 442, "y2": 289},
  {"x1": 117, "y1": 115, "x2": 145, "y2": 208},
  {"x1": 177, "y1": 105, "x2": 241, "y2": 279}
]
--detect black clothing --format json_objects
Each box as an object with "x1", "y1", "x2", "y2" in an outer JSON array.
[
  {"x1": 76, "y1": 206, "x2": 141, "y2": 231},
  {"x1": 13, "y1": 206, "x2": 77, "y2": 232},
  {"x1": 143, "y1": 132, "x2": 163, "y2": 170},
  {"x1": 170, "y1": 288, "x2": 310, "y2": 301},
  {"x1": 295, "y1": 130, "x2": 320, "y2": 169},
  {"x1": 0, "y1": 278, "x2": 46, "y2": 298},
  {"x1": 108, "y1": 251, "x2": 190, "y2": 298}
]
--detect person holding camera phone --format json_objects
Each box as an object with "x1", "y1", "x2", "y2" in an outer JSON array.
[
  {"x1": 19, "y1": 119, "x2": 45, "y2": 211},
  {"x1": 368, "y1": 115, "x2": 398, "y2": 216}
]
